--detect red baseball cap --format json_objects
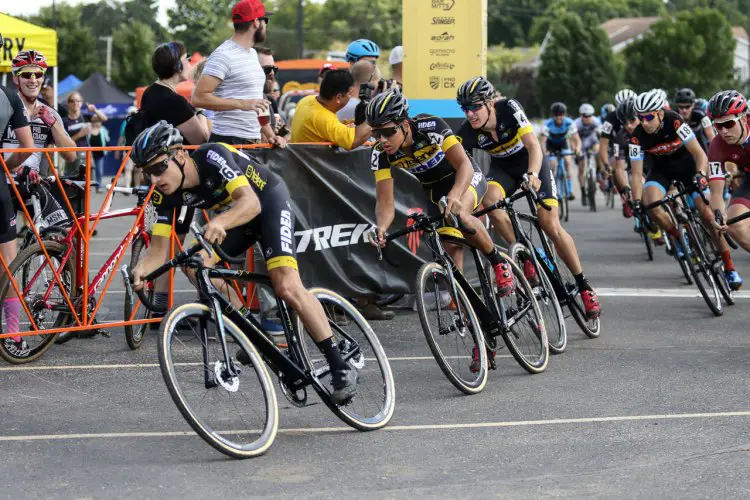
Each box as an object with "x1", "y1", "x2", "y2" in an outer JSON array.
[
  {"x1": 319, "y1": 63, "x2": 334, "y2": 76},
  {"x1": 232, "y1": 0, "x2": 272, "y2": 22}
]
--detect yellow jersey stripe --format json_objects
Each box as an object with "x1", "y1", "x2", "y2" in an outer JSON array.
[
  {"x1": 267, "y1": 256, "x2": 299, "y2": 271},
  {"x1": 442, "y1": 134, "x2": 459, "y2": 153},
  {"x1": 218, "y1": 143, "x2": 240, "y2": 154},
  {"x1": 374, "y1": 169, "x2": 393, "y2": 182},
  {"x1": 226, "y1": 175, "x2": 249, "y2": 195},
  {"x1": 437, "y1": 226, "x2": 464, "y2": 239},
  {"x1": 518, "y1": 124, "x2": 534, "y2": 137}
]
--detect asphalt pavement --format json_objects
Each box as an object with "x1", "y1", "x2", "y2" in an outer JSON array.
[{"x1": 2, "y1": 191, "x2": 750, "y2": 499}]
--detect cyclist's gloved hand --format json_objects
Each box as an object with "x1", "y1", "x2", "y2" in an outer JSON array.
[
  {"x1": 354, "y1": 100, "x2": 368, "y2": 126},
  {"x1": 631, "y1": 199, "x2": 642, "y2": 214},
  {"x1": 37, "y1": 104, "x2": 58, "y2": 128},
  {"x1": 693, "y1": 173, "x2": 709, "y2": 193},
  {"x1": 21, "y1": 166, "x2": 41, "y2": 184}
]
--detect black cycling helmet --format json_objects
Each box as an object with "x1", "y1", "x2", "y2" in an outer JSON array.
[
  {"x1": 366, "y1": 88, "x2": 409, "y2": 126},
  {"x1": 674, "y1": 88, "x2": 696, "y2": 105},
  {"x1": 551, "y1": 102, "x2": 567, "y2": 115},
  {"x1": 130, "y1": 120, "x2": 183, "y2": 168},
  {"x1": 707, "y1": 90, "x2": 748, "y2": 120},
  {"x1": 456, "y1": 77, "x2": 495, "y2": 106},
  {"x1": 616, "y1": 97, "x2": 637, "y2": 124}
]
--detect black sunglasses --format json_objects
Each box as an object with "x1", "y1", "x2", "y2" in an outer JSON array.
[
  {"x1": 677, "y1": 104, "x2": 692, "y2": 110},
  {"x1": 262, "y1": 65, "x2": 279, "y2": 75},
  {"x1": 714, "y1": 118, "x2": 740, "y2": 130},
  {"x1": 460, "y1": 103, "x2": 485, "y2": 113},
  {"x1": 372, "y1": 126, "x2": 400, "y2": 139},
  {"x1": 141, "y1": 154, "x2": 174, "y2": 176},
  {"x1": 259, "y1": 16, "x2": 270, "y2": 24}
]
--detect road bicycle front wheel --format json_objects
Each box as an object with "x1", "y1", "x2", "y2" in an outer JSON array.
[
  {"x1": 297, "y1": 288, "x2": 396, "y2": 431},
  {"x1": 586, "y1": 167, "x2": 597, "y2": 212},
  {"x1": 124, "y1": 233, "x2": 155, "y2": 350},
  {"x1": 415, "y1": 261, "x2": 487, "y2": 395},
  {"x1": 159, "y1": 303, "x2": 278, "y2": 459},
  {"x1": 696, "y1": 223, "x2": 735, "y2": 306},
  {"x1": 681, "y1": 224, "x2": 722, "y2": 316}
]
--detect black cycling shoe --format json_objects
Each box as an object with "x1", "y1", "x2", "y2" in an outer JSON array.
[{"x1": 330, "y1": 367, "x2": 359, "y2": 405}]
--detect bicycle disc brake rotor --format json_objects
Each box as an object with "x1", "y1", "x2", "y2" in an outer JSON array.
[{"x1": 214, "y1": 360, "x2": 239, "y2": 392}]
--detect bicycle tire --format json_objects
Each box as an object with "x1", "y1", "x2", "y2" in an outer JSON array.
[
  {"x1": 124, "y1": 233, "x2": 155, "y2": 350},
  {"x1": 586, "y1": 159, "x2": 597, "y2": 212},
  {"x1": 642, "y1": 226, "x2": 654, "y2": 261},
  {"x1": 509, "y1": 242, "x2": 566, "y2": 355},
  {"x1": 682, "y1": 224, "x2": 722, "y2": 316},
  {"x1": 158, "y1": 303, "x2": 278, "y2": 459},
  {"x1": 415, "y1": 261, "x2": 488, "y2": 395},
  {"x1": 495, "y1": 255, "x2": 549, "y2": 373},
  {"x1": 0, "y1": 241, "x2": 77, "y2": 364},
  {"x1": 696, "y1": 224, "x2": 735, "y2": 306},
  {"x1": 297, "y1": 288, "x2": 396, "y2": 430}
]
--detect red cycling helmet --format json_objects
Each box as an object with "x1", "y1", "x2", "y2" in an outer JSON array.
[
  {"x1": 12, "y1": 50, "x2": 48, "y2": 74},
  {"x1": 707, "y1": 90, "x2": 747, "y2": 120}
]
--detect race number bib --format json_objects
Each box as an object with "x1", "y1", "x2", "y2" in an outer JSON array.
[
  {"x1": 628, "y1": 143, "x2": 642, "y2": 159},
  {"x1": 601, "y1": 121, "x2": 613, "y2": 135},
  {"x1": 514, "y1": 110, "x2": 530, "y2": 128},
  {"x1": 700, "y1": 116, "x2": 712, "y2": 129},
  {"x1": 708, "y1": 161, "x2": 723, "y2": 179},
  {"x1": 676, "y1": 123, "x2": 694, "y2": 141},
  {"x1": 612, "y1": 143, "x2": 620, "y2": 159}
]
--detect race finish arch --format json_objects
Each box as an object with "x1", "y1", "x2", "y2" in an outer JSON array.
[
  {"x1": 0, "y1": 13, "x2": 59, "y2": 109},
  {"x1": 402, "y1": 0, "x2": 487, "y2": 120}
]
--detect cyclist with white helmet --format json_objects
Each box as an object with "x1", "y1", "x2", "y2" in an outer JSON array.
[
  {"x1": 600, "y1": 89, "x2": 636, "y2": 215},
  {"x1": 629, "y1": 89, "x2": 740, "y2": 287},
  {"x1": 345, "y1": 39, "x2": 380, "y2": 65},
  {"x1": 575, "y1": 103, "x2": 602, "y2": 203}
]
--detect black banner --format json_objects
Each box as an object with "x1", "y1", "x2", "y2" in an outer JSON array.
[{"x1": 253, "y1": 144, "x2": 491, "y2": 296}]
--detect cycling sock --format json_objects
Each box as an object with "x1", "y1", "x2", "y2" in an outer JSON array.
[
  {"x1": 3, "y1": 298, "x2": 22, "y2": 343},
  {"x1": 667, "y1": 227, "x2": 680, "y2": 242},
  {"x1": 317, "y1": 336, "x2": 348, "y2": 372},
  {"x1": 153, "y1": 292, "x2": 168, "y2": 315},
  {"x1": 486, "y1": 248, "x2": 504, "y2": 267},
  {"x1": 721, "y1": 250, "x2": 735, "y2": 271},
  {"x1": 574, "y1": 273, "x2": 593, "y2": 293}
]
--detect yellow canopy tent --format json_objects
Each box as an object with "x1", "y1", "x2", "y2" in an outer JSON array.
[{"x1": 0, "y1": 13, "x2": 58, "y2": 106}]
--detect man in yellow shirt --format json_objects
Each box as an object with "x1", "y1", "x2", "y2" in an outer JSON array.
[{"x1": 291, "y1": 69, "x2": 371, "y2": 149}]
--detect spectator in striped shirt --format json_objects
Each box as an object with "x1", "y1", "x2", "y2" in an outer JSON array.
[{"x1": 192, "y1": 0, "x2": 285, "y2": 148}]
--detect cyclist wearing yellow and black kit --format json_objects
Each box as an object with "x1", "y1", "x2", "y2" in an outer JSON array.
[
  {"x1": 130, "y1": 121, "x2": 359, "y2": 404},
  {"x1": 455, "y1": 77, "x2": 601, "y2": 320}
]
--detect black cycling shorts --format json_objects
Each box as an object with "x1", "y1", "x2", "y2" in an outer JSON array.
[
  {"x1": 217, "y1": 181, "x2": 298, "y2": 271},
  {"x1": 644, "y1": 161, "x2": 697, "y2": 195},
  {"x1": 0, "y1": 196, "x2": 16, "y2": 244},
  {"x1": 423, "y1": 169, "x2": 488, "y2": 219},
  {"x1": 487, "y1": 155, "x2": 558, "y2": 208}
]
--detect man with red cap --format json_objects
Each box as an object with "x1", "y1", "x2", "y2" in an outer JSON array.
[{"x1": 193, "y1": 0, "x2": 285, "y2": 148}]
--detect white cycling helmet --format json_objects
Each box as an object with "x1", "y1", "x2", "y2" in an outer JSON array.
[
  {"x1": 615, "y1": 89, "x2": 636, "y2": 106},
  {"x1": 634, "y1": 90, "x2": 666, "y2": 113},
  {"x1": 579, "y1": 103, "x2": 595, "y2": 116}
]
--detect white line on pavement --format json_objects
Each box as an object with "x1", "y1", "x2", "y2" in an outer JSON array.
[
  {"x1": 598, "y1": 288, "x2": 750, "y2": 298},
  {"x1": 1, "y1": 410, "x2": 748, "y2": 442}
]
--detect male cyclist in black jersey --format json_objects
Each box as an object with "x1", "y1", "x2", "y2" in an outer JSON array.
[
  {"x1": 629, "y1": 90, "x2": 742, "y2": 289},
  {"x1": 673, "y1": 88, "x2": 715, "y2": 152},
  {"x1": 454, "y1": 76, "x2": 601, "y2": 320},
  {"x1": 367, "y1": 88, "x2": 516, "y2": 298},
  {"x1": 129, "y1": 121, "x2": 358, "y2": 404},
  {"x1": 601, "y1": 89, "x2": 636, "y2": 218}
]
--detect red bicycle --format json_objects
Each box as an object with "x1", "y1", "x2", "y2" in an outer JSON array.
[{"x1": 0, "y1": 184, "x2": 160, "y2": 364}]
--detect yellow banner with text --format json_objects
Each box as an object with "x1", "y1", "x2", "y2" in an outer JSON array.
[{"x1": 402, "y1": 0, "x2": 487, "y2": 100}]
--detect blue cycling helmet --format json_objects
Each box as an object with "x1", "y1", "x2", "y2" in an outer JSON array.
[
  {"x1": 694, "y1": 97, "x2": 708, "y2": 112},
  {"x1": 600, "y1": 103, "x2": 615, "y2": 118},
  {"x1": 345, "y1": 39, "x2": 380, "y2": 63}
]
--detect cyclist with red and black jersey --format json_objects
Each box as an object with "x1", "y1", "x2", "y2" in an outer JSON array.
[
  {"x1": 629, "y1": 89, "x2": 742, "y2": 289},
  {"x1": 708, "y1": 90, "x2": 750, "y2": 267}
]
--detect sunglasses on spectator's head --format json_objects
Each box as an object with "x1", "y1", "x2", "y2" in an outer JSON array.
[
  {"x1": 263, "y1": 65, "x2": 279, "y2": 75},
  {"x1": 19, "y1": 71, "x2": 45, "y2": 80},
  {"x1": 714, "y1": 117, "x2": 740, "y2": 130},
  {"x1": 638, "y1": 113, "x2": 657, "y2": 122},
  {"x1": 141, "y1": 154, "x2": 173, "y2": 176},
  {"x1": 461, "y1": 103, "x2": 484, "y2": 113},
  {"x1": 372, "y1": 126, "x2": 400, "y2": 139}
]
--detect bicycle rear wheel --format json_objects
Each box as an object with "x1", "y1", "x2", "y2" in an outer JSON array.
[
  {"x1": 297, "y1": 288, "x2": 395, "y2": 430},
  {"x1": 509, "y1": 242, "x2": 566, "y2": 354},
  {"x1": 0, "y1": 241, "x2": 77, "y2": 364},
  {"x1": 682, "y1": 224, "x2": 723, "y2": 316},
  {"x1": 415, "y1": 262, "x2": 487, "y2": 394},
  {"x1": 124, "y1": 233, "x2": 154, "y2": 350},
  {"x1": 159, "y1": 303, "x2": 278, "y2": 459}
]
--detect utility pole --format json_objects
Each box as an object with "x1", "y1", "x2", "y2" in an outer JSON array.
[
  {"x1": 99, "y1": 36, "x2": 113, "y2": 81},
  {"x1": 297, "y1": 0, "x2": 304, "y2": 58}
]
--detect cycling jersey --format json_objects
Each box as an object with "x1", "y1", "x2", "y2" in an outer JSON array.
[
  {"x1": 541, "y1": 117, "x2": 577, "y2": 147},
  {"x1": 1, "y1": 100, "x2": 61, "y2": 171},
  {"x1": 600, "y1": 111, "x2": 621, "y2": 141},
  {"x1": 152, "y1": 142, "x2": 297, "y2": 270},
  {"x1": 684, "y1": 108, "x2": 712, "y2": 152},
  {"x1": 708, "y1": 135, "x2": 750, "y2": 208},
  {"x1": 0, "y1": 86, "x2": 30, "y2": 240},
  {"x1": 371, "y1": 114, "x2": 463, "y2": 186},
  {"x1": 574, "y1": 116, "x2": 601, "y2": 140}
]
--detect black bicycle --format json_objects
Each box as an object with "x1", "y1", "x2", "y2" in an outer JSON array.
[
  {"x1": 373, "y1": 199, "x2": 548, "y2": 395},
  {"x1": 123, "y1": 223, "x2": 395, "y2": 458},
  {"x1": 475, "y1": 188, "x2": 567, "y2": 354},
  {"x1": 642, "y1": 181, "x2": 723, "y2": 315}
]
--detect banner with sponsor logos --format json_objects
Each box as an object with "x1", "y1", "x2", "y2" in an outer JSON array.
[
  {"x1": 252, "y1": 145, "x2": 489, "y2": 296},
  {"x1": 402, "y1": 0, "x2": 487, "y2": 117}
]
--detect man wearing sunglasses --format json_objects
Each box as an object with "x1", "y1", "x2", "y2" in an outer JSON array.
[
  {"x1": 601, "y1": 89, "x2": 637, "y2": 217},
  {"x1": 455, "y1": 76, "x2": 601, "y2": 320},
  {"x1": 540, "y1": 102, "x2": 581, "y2": 202},
  {"x1": 130, "y1": 121, "x2": 359, "y2": 404},
  {"x1": 708, "y1": 90, "x2": 750, "y2": 278},
  {"x1": 674, "y1": 88, "x2": 715, "y2": 153},
  {"x1": 629, "y1": 90, "x2": 741, "y2": 288}
]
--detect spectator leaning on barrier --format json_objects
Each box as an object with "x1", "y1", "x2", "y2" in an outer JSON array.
[
  {"x1": 62, "y1": 91, "x2": 107, "y2": 178},
  {"x1": 290, "y1": 69, "x2": 371, "y2": 149},
  {"x1": 256, "y1": 46, "x2": 289, "y2": 140},
  {"x1": 193, "y1": 0, "x2": 285, "y2": 148},
  {"x1": 389, "y1": 45, "x2": 403, "y2": 85},
  {"x1": 142, "y1": 42, "x2": 210, "y2": 146}
]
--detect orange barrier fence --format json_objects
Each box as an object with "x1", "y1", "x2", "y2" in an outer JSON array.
[{"x1": 0, "y1": 142, "x2": 318, "y2": 340}]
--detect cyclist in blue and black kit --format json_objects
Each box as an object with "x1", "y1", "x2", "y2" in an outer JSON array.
[
  {"x1": 540, "y1": 102, "x2": 581, "y2": 201},
  {"x1": 575, "y1": 103, "x2": 602, "y2": 204}
]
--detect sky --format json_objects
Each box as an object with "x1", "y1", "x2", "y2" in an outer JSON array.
[{"x1": 4, "y1": 0, "x2": 177, "y2": 27}]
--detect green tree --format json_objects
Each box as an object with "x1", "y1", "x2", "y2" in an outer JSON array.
[
  {"x1": 665, "y1": 0, "x2": 747, "y2": 26},
  {"x1": 623, "y1": 8, "x2": 737, "y2": 96},
  {"x1": 536, "y1": 11, "x2": 621, "y2": 110},
  {"x1": 168, "y1": 0, "x2": 234, "y2": 55},
  {"x1": 112, "y1": 21, "x2": 157, "y2": 91},
  {"x1": 262, "y1": 0, "x2": 325, "y2": 59},
  {"x1": 488, "y1": 0, "x2": 550, "y2": 47},
  {"x1": 315, "y1": 0, "x2": 402, "y2": 49}
]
